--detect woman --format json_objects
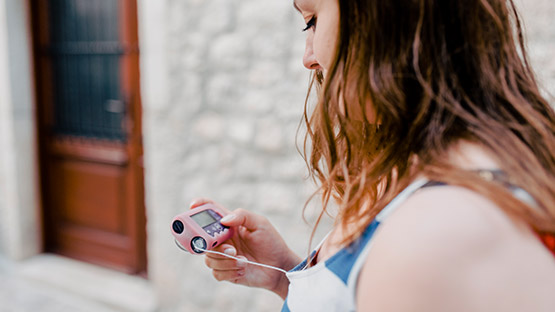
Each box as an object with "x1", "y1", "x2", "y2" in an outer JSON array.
[{"x1": 191, "y1": 0, "x2": 555, "y2": 310}]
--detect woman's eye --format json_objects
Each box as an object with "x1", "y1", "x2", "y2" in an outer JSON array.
[{"x1": 302, "y1": 16, "x2": 316, "y2": 32}]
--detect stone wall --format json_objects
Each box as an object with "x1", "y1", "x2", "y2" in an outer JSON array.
[
  {"x1": 517, "y1": 0, "x2": 555, "y2": 99},
  {"x1": 139, "y1": 0, "x2": 324, "y2": 311},
  {"x1": 138, "y1": 0, "x2": 555, "y2": 311}
]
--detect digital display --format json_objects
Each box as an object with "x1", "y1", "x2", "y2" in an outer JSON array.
[{"x1": 191, "y1": 210, "x2": 217, "y2": 228}]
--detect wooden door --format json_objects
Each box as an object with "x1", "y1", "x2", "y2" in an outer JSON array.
[{"x1": 31, "y1": 0, "x2": 147, "y2": 274}]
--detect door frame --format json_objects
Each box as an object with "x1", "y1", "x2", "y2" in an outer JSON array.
[{"x1": 29, "y1": 0, "x2": 147, "y2": 274}]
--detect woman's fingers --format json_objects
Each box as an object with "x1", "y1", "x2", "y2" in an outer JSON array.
[
  {"x1": 205, "y1": 255, "x2": 246, "y2": 271},
  {"x1": 189, "y1": 198, "x2": 213, "y2": 209},
  {"x1": 205, "y1": 256, "x2": 239, "y2": 270},
  {"x1": 220, "y1": 208, "x2": 265, "y2": 231},
  {"x1": 204, "y1": 244, "x2": 245, "y2": 270},
  {"x1": 209, "y1": 244, "x2": 236, "y2": 257},
  {"x1": 205, "y1": 245, "x2": 247, "y2": 283},
  {"x1": 188, "y1": 198, "x2": 232, "y2": 215},
  {"x1": 212, "y1": 268, "x2": 245, "y2": 282}
]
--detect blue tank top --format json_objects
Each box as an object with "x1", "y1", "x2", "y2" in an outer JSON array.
[
  {"x1": 281, "y1": 173, "x2": 537, "y2": 311},
  {"x1": 281, "y1": 178, "x2": 431, "y2": 312}
]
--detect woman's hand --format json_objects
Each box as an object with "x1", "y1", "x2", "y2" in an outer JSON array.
[{"x1": 190, "y1": 198, "x2": 301, "y2": 299}]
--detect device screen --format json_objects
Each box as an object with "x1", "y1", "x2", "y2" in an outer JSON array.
[{"x1": 191, "y1": 210, "x2": 218, "y2": 228}]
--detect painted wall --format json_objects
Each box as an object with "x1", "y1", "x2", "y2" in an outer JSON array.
[
  {"x1": 0, "y1": 0, "x2": 12, "y2": 256},
  {"x1": 0, "y1": 0, "x2": 40, "y2": 260}
]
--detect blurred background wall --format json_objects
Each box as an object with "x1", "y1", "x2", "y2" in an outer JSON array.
[
  {"x1": 517, "y1": 0, "x2": 555, "y2": 99},
  {"x1": 139, "y1": 0, "x2": 554, "y2": 310},
  {"x1": 0, "y1": 0, "x2": 553, "y2": 311},
  {"x1": 139, "y1": 0, "x2": 323, "y2": 310},
  {"x1": 0, "y1": 0, "x2": 41, "y2": 260}
]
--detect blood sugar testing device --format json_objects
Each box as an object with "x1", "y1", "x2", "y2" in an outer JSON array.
[{"x1": 171, "y1": 204, "x2": 233, "y2": 254}]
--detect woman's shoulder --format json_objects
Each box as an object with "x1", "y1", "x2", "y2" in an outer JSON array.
[
  {"x1": 356, "y1": 184, "x2": 555, "y2": 311},
  {"x1": 381, "y1": 184, "x2": 523, "y2": 246}
]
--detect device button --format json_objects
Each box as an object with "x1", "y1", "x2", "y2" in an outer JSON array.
[
  {"x1": 204, "y1": 227, "x2": 216, "y2": 237},
  {"x1": 172, "y1": 220, "x2": 184, "y2": 234}
]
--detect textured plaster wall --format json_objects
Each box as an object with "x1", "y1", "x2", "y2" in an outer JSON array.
[{"x1": 138, "y1": 0, "x2": 554, "y2": 311}]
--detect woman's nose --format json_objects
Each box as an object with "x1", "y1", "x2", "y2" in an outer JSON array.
[{"x1": 303, "y1": 35, "x2": 321, "y2": 70}]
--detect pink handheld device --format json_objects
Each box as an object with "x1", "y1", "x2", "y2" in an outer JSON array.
[{"x1": 171, "y1": 204, "x2": 234, "y2": 254}]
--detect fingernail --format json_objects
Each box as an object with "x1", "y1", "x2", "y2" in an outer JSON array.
[
  {"x1": 220, "y1": 214, "x2": 235, "y2": 223},
  {"x1": 237, "y1": 257, "x2": 247, "y2": 267},
  {"x1": 224, "y1": 248, "x2": 236, "y2": 256}
]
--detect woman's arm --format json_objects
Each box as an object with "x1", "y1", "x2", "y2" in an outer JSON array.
[{"x1": 356, "y1": 186, "x2": 555, "y2": 311}]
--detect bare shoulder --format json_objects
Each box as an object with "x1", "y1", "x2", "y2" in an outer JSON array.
[{"x1": 356, "y1": 185, "x2": 555, "y2": 312}]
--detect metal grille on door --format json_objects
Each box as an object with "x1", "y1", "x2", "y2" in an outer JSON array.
[{"x1": 47, "y1": 0, "x2": 126, "y2": 141}]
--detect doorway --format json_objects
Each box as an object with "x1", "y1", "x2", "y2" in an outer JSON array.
[{"x1": 31, "y1": 0, "x2": 147, "y2": 274}]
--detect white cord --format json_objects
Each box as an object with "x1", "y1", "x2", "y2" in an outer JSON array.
[
  {"x1": 175, "y1": 239, "x2": 287, "y2": 274},
  {"x1": 200, "y1": 248, "x2": 288, "y2": 274}
]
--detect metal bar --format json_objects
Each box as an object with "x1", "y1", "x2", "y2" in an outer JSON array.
[
  {"x1": 91, "y1": 54, "x2": 101, "y2": 138},
  {"x1": 83, "y1": 2, "x2": 93, "y2": 138},
  {"x1": 108, "y1": 0, "x2": 124, "y2": 141},
  {"x1": 94, "y1": 0, "x2": 106, "y2": 139},
  {"x1": 46, "y1": 41, "x2": 127, "y2": 55},
  {"x1": 71, "y1": 0, "x2": 83, "y2": 137},
  {"x1": 52, "y1": 1, "x2": 63, "y2": 135},
  {"x1": 47, "y1": 0, "x2": 128, "y2": 141},
  {"x1": 49, "y1": 0, "x2": 59, "y2": 43},
  {"x1": 65, "y1": 0, "x2": 77, "y2": 136}
]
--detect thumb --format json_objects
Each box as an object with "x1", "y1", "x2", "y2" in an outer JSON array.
[{"x1": 220, "y1": 208, "x2": 261, "y2": 231}]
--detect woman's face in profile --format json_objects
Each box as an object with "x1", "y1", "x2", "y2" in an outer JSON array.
[
  {"x1": 295, "y1": 0, "x2": 375, "y2": 121},
  {"x1": 294, "y1": 0, "x2": 339, "y2": 74}
]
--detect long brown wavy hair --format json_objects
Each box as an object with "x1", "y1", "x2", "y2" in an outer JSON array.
[{"x1": 302, "y1": 0, "x2": 555, "y2": 247}]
